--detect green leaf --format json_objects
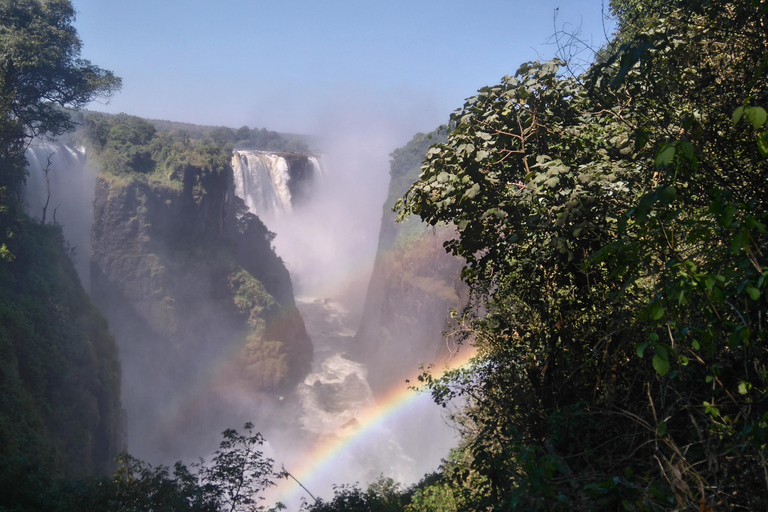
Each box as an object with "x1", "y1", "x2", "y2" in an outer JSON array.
[
  {"x1": 692, "y1": 339, "x2": 700, "y2": 350},
  {"x1": 658, "y1": 185, "x2": 677, "y2": 203},
  {"x1": 464, "y1": 183, "x2": 480, "y2": 199},
  {"x1": 655, "y1": 145, "x2": 676, "y2": 169},
  {"x1": 738, "y1": 381, "x2": 750, "y2": 395},
  {"x1": 744, "y1": 106, "x2": 768, "y2": 129},
  {"x1": 636, "y1": 342, "x2": 649, "y2": 358},
  {"x1": 653, "y1": 354, "x2": 670, "y2": 376},
  {"x1": 679, "y1": 141, "x2": 694, "y2": 161},
  {"x1": 650, "y1": 302, "x2": 664, "y2": 320},
  {"x1": 618, "y1": 215, "x2": 628, "y2": 233},
  {"x1": 657, "y1": 420, "x2": 667, "y2": 436},
  {"x1": 731, "y1": 230, "x2": 749, "y2": 253},
  {"x1": 733, "y1": 105, "x2": 744, "y2": 125},
  {"x1": 758, "y1": 131, "x2": 768, "y2": 157},
  {"x1": 746, "y1": 285, "x2": 761, "y2": 301}
]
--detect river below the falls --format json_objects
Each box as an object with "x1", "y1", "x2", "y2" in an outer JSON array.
[{"x1": 264, "y1": 297, "x2": 458, "y2": 509}]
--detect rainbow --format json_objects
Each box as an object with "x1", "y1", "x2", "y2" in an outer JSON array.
[{"x1": 272, "y1": 347, "x2": 478, "y2": 507}]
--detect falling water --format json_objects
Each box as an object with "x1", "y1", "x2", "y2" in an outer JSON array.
[
  {"x1": 23, "y1": 142, "x2": 96, "y2": 289},
  {"x1": 231, "y1": 150, "x2": 294, "y2": 217},
  {"x1": 232, "y1": 151, "x2": 459, "y2": 509}
]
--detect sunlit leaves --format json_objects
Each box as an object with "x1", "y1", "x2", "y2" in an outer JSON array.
[
  {"x1": 743, "y1": 106, "x2": 767, "y2": 129},
  {"x1": 394, "y1": 3, "x2": 768, "y2": 508}
]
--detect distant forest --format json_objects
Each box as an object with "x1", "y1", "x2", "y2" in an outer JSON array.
[{"x1": 65, "y1": 110, "x2": 313, "y2": 153}]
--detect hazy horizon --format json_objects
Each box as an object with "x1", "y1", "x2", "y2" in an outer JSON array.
[{"x1": 74, "y1": 0, "x2": 613, "y2": 143}]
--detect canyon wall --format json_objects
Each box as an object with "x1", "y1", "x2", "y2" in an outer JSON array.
[
  {"x1": 85, "y1": 114, "x2": 312, "y2": 462},
  {"x1": 355, "y1": 129, "x2": 466, "y2": 392},
  {"x1": 0, "y1": 220, "x2": 122, "y2": 478}
]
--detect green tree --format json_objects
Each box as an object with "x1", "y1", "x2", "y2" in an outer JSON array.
[
  {"x1": 397, "y1": 1, "x2": 768, "y2": 509},
  {"x1": 0, "y1": 2, "x2": 123, "y2": 509},
  {"x1": 25, "y1": 424, "x2": 280, "y2": 512},
  {"x1": 302, "y1": 477, "x2": 408, "y2": 512},
  {"x1": 0, "y1": 0, "x2": 120, "y2": 256}
]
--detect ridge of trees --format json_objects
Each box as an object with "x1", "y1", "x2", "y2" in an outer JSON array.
[{"x1": 73, "y1": 111, "x2": 312, "y2": 154}]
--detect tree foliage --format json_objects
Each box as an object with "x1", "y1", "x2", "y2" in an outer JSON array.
[
  {"x1": 302, "y1": 477, "x2": 409, "y2": 512},
  {"x1": 0, "y1": 0, "x2": 123, "y2": 502},
  {"x1": 0, "y1": 424, "x2": 280, "y2": 512},
  {"x1": 0, "y1": 0, "x2": 120, "y2": 257},
  {"x1": 396, "y1": 1, "x2": 768, "y2": 509}
]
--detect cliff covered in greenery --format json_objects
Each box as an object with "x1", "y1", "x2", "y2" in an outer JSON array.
[
  {"x1": 0, "y1": 1, "x2": 124, "y2": 507},
  {"x1": 0, "y1": 221, "x2": 123, "y2": 481},
  {"x1": 354, "y1": 129, "x2": 464, "y2": 392},
  {"x1": 84, "y1": 114, "x2": 312, "y2": 461}
]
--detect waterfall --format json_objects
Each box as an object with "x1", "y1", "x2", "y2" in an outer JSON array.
[
  {"x1": 232, "y1": 150, "x2": 293, "y2": 218},
  {"x1": 23, "y1": 142, "x2": 95, "y2": 289},
  {"x1": 308, "y1": 156, "x2": 324, "y2": 179},
  {"x1": 24, "y1": 143, "x2": 88, "y2": 217}
]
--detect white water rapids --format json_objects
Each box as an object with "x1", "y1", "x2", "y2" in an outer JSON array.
[
  {"x1": 267, "y1": 297, "x2": 457, "y2": 510},
  {"x1": 233, "y1": 152, "x2": 459, "y2": 509}
]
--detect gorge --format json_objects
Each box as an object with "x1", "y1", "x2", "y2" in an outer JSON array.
[
  {"x1": 6, "y1": 2, "x2": 768, "y2": 509},
  {"x1": 17, "y1": 116, "x2": 465, "y2": 508}
]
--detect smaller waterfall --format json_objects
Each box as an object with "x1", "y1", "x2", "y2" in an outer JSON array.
[
  {"x1": 24, "y1": 143, "x2": 88, "y2": 217},
  {"x1": 308, "y1": 156, "x2": 324, "y2": 179},
  {"x1": 23, "y1": 142, "x2": 95, "y2": 289},
  {"x1": 232, "y1": 151, "x2": 294, "y2": 218}
]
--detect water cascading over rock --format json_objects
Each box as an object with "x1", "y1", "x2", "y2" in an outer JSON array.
[
  {"x1": 231, "y1": 150, "x2": 322, "y2": 219},
  {"x1": 23, "y1": 142, "x2": 96, "y2": 288}
]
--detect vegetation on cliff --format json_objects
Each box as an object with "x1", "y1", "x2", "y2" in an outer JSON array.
[
  {"x1": 147, "y1": 118, "x2": 311, "y2": 153},
  {"x1": 0, "y1": 221, "x2": 122, "y2": 496},
  {"x1": 389, "y1": 0, "x2": 768, "y2": 510},
  {"x1": 354, "y1": 129, "x2": 465, "y2": 391},
  {"x1": 0, "y1": 0, "x2": 123, "y2": 508},
  {"x1": 83, "y1": 112, "x2": 312, "y2": 462}
]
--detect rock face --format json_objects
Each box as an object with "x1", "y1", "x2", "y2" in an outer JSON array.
[
  {"x1": 0, "y1": 220, "x2": 122, "y2": 478},
  {"x1": 90, "y1": 147, "x2": 312, "y2": 462},
  {"x1": 354, "y1": 130, "x2": 465, "y2": 392}
]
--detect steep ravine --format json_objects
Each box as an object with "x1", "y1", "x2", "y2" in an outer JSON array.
[{"x1": 86, "y1": 115, "x2": 313, "y2": 462}]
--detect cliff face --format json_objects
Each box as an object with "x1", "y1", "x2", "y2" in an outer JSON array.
[
  {"x1": 86, "y1": 114, "x2": 312, "y2": 462},
  {"x1": 0, "y1": 220, "x2": 122, "y2": 478},
  {"x1": 355, "y1": 130, "x2": 465, "y2": 392}
]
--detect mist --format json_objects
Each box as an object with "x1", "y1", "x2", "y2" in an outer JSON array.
[
  {"x1": 230, "y1": 101, "x2": 464, "y2": 507},
  {"x1": 263, "y1": 94, "x2": 441, "y2": 311},
  {"x1": 21, "y1": 93, "x2": 463, "y2": 510}
]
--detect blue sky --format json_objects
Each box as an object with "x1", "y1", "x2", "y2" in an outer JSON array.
[{"x1": 73, "y1": 0, "x2": 613, "y2": 139}]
